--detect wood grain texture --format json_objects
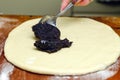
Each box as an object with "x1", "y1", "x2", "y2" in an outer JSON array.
[{"x1": 0, "y1": 15, "x2": 120, "y2": 80}]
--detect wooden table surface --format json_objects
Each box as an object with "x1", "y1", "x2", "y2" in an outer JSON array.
[{"x1": 0, "y1": 15, "x2": 120, "y2": 80}]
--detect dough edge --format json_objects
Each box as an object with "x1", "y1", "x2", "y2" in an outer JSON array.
[{"x1": 4, "y1": 17, "x2": 120, "y2": 75}]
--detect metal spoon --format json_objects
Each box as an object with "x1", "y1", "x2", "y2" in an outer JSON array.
[{"x1": 40, "y1": 2, "x2": 73, "y2": 27}]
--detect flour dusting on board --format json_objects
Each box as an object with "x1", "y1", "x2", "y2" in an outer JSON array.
[
  {"x1": 0, "y1": 17, "x2": 18, "y2": 22},
  {"x1": 0, "y1": 17, "x2": 18, "y2": 80},
  {"x1": 0, "y1": 22, "x2": 5, "y2": 28},
  {"x1": 0, "y1": 61, "x2": 14, "y2": 80}
]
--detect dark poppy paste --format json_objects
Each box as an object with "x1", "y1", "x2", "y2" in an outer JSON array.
[{"x1": 32, "y1": 22, "x2": 72, "y2": 53}]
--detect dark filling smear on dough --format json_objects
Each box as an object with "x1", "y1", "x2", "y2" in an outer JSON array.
[{"x1": 32, "y1": 22, "x2": 72, "y2": 53}]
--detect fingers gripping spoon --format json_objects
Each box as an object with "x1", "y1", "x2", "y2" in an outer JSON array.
[{"x1": 40, "y1": 2, "x2": 73, "y2": 27}]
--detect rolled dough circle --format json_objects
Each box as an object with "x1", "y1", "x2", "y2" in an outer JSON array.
[{"x1": 4, "y1": 17, "x2": 120, "y2": 75}]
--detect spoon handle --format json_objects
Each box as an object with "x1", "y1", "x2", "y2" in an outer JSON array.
[
  {"x1": 56, "y1": 2, "x2": 73, "y2": 17},
  {"x1": 40, "y1": 2, "x2": 73, "y2": 27}
]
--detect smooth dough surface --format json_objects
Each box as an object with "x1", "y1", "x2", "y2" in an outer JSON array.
[{"x1": 4, "y1": 17, "x2": 120, "y2": 75}]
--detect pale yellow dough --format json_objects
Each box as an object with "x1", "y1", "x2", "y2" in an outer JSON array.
[{"x1": 4, "y1": 17, "x2": 120, "y2": 75}]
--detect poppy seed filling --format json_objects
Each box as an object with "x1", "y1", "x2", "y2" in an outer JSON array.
[{"x1": 32, "y1": 22, "x2": 72, "y2": 53}]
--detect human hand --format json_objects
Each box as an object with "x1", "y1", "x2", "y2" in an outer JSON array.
[{"x1": 60, "y1": 0, "x2": 92, "y2": 11}]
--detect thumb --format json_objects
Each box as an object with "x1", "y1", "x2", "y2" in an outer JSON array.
[{"x1": 75, "y1": 0, "x2": 92, "y2": 6}]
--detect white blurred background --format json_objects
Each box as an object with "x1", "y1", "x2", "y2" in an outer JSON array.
[{"x1": 0, "y1": 0, "x2": 120, "y2": 16}]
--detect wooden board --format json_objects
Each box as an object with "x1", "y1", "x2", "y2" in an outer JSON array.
[{"x1": 0, "y1": 15, "x2": 120, "y2": 80}]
